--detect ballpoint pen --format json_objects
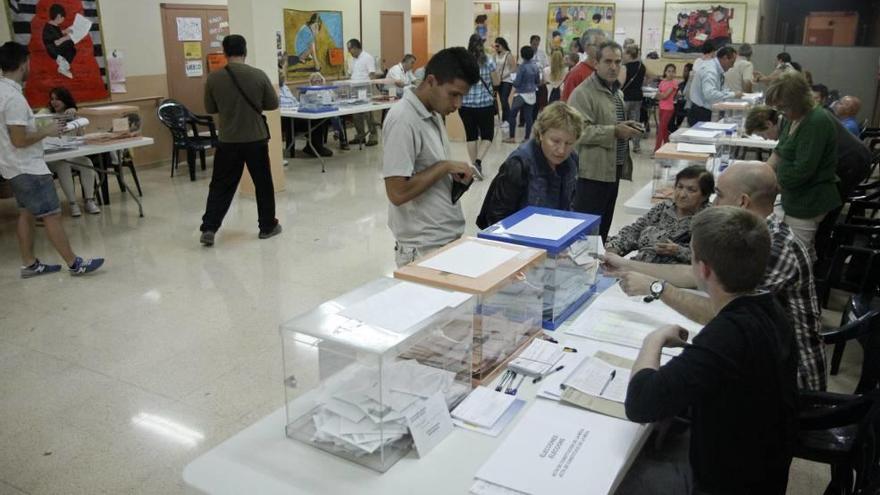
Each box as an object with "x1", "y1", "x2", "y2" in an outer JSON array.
[
  {"x1": 599, "y1": 370, "x2": 617, "y2": 396},
  {"x1": 504, "y1": 371, "x2": 519, "y2": 394},
  {"x1": 562, "y1": 347, "x2": 578, "y2": 353},
  {"x1": 532, "y1": 365, "x2": 565, "y2": 384},
  {"x1": 495, "y1": 370, "x2": 512, "y2": 392},
  {"x1": 507, "y1": 375, "x2": 526, "y2": 395}
]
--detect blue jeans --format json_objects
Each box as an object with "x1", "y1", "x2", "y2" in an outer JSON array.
[
  {"x1": 508, "y1": 95, "x2": 534, "y2": 139},
  {"x1": 9, "y1": 173, "x2": 61, "y2": 218}
]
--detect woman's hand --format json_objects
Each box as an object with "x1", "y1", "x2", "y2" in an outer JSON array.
[{"x1": 654, "y1": 240, "x2": 679, "y2": 256}]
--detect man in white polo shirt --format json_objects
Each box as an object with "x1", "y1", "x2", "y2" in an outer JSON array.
[
  {"x1": 383, "y1": 47, "x2": 481, "y2": 266},
  {"x1": 0, "y1": 42, "x2": 103, "y2": 278},
  {"x1": 347, "y1": 38, "x2": 379, "y2": 146}
]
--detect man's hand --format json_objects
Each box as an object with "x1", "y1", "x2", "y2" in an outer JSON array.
[
  {"x1": 600, "y1": 252, "x2": 629, "y2": 275},
  {"x1": 615, "y1": 121, "x2": 643, "y2": 139},
  {"x1": 752, "y1": 70, "x2": 765, "y2": 82},
  {"x1": 654, "y1": 240, "x2": 680, "y2": 256},
  {"x1": 446, "y1": 161, "x2": 474, "y2": 183},
  {"x1": 44, "y1": 121, "x2": 64, "y2": 139},
  {"x1": 618, "y1": 271, "x2": 653, "y2": 296},
  {"x1": 646, "y1": 325, "x2": 689, "y2": 348}
]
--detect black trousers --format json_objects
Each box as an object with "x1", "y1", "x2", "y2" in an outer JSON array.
[
  {"x1": 573, "y1": 177, "x2": 620, "y2": 241},
  {"x1": 200, "y1": 140, "x2": 277, "y2": 234},
  {"x1": 687, "y1": 105, "x2": 712, "y2": 127}
]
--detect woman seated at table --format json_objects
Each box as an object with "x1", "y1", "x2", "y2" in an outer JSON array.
[
  {"x1": 43, "y1": 87, "x2": 100, "y2": 216},
  {"x1": 604, "y1": 165, "x2": 713, "y2": 263},
  {"x1": 476, "y1": 102, "x2": 582, "y2": 229}
]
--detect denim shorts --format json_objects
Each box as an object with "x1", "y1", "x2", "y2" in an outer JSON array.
[{"x1": 9, "y1": 173, "x2": 61, "y2": 218}]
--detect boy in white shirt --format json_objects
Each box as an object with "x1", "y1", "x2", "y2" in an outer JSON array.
[{"x1": 0, "y1": 42, "x2": 103, "y2": 278}]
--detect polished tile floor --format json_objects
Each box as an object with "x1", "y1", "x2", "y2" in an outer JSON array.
[{"x1": 0, "y1": 130, "x2": 855, "y2": 494}]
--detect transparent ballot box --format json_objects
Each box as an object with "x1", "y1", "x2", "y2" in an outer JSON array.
[
  {"x1": 652, "y1": 142, "x2": 714, "y2": 200},
  {"x1": 394, "y1": 237, "x2": 546, "y2": 384},
  {"x1": 296, "y1": 85, "x2": 339, "y2": 113},
  {"x1": 335, "y1": 80, "x2": 374, "y2": 105},
  {"x1": 280, "y1": 277, "x2": 474, "y2": 473},
  {"x1": 477, "y1": 207, "x2": 601, "y2": 330},
  {"x1": 711, "y1": 100, "x2": 751, "y2": 133}
]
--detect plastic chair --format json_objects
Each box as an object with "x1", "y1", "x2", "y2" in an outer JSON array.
[
  {"x1": 795, "y1": 388, "x2": 880, "y2": 494},
  {"x1": 157, "y1": 99, "x2": 217, "y2": 181}
]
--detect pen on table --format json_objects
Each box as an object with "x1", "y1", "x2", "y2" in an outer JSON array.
[
  {"x1": 495, "y1": 370, "x2": 512, "y2": 392},
  {"x1": 507, "y1": 375, "x2": 526, "y2": 396},
  {"x1": 598, "y1": 370, "x2": 617, "y2": 396},
  {"x1": 533, "y1": 365, "x2": 565, "y2": 384},
  {"x1": 504, "y1": 371, "x2": 519, "y2": 394},
  {"x1": 543, "y1": 336, "x2": 559, "y2": 344},
  {"x1": 563, "y1": 346, "x2": 577, "y2": 353}
]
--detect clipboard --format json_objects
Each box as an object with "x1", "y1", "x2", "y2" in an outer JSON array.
[{"x1": 559, "y1": 351, "x2": 634, "y2": 421}]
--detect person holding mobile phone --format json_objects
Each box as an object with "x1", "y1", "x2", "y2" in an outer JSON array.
[{"x1": 568, "y1": 40, "x2": 642, "y2": 240}]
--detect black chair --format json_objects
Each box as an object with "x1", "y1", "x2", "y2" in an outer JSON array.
[
  {"x1": 157, "y1": 99, "x2": 217, "y2": 181},
  {"x1": 824, "y1": 303, "x2": 880, "y2": 381},
  {"x1": 795, "y1": 389, "x2": 880, "y2": 494}
]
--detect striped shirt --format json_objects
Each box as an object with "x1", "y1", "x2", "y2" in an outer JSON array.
[
  {"x1": 761, "y1": 214, "x2": 826, "y2": 390},
  {"x1": 462, "y1": 58, "x2": 497, "y2": 108},
  {"x1": 598, "y1": 77, "x2": 628, "y2": 171}
]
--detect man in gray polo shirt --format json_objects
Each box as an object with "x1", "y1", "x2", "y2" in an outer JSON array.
[{"x1": 383, "y1": 47, "x2": 481, "y2": 266}]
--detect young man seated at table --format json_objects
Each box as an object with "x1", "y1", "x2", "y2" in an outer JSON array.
[
  {"x1": 622, "y1": 206, "x2": 797, "y2": 494},
  {"x1": 603, "y1": 162, "x2": 826, "y2": 391}
]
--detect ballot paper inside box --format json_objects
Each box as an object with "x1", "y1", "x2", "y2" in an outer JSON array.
[
  {"x1": 478, "y1": 207, "x2": 602, "y2": 330},
  {"x1": 652, "y1": 143, "x2": 714, "y2": 200},
  {"x1": 279, "y1": 277, "x2": 474, "y2": 473},
  {"x1": 394, "y1": 237, "x2": 546, "y2": 386}
]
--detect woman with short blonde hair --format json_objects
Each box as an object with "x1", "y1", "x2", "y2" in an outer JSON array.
[{"x1": 477, "y1": 102, "x2": 583, "y2": 227}]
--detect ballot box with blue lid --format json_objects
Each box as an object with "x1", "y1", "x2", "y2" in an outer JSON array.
[
  {"x1": 477, "y1": 207, "x2": 601, "y2": 330},
  {"x1": 394, "y1": 237, "x2": 546, "y2": 385},
  {"x1": 279, "y1": 277, "x2": 475, "y2": 473}
]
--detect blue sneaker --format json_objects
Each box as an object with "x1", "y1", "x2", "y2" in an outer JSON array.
[
  {"x1": 20, "y1": 259, "x2": 62, "y2": 279},
  {"x1": 69, "y1": 256, "x2": 105, "y2": 276}
]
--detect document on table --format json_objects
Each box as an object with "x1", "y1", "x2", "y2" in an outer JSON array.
[
  {"x1": 70, "y1": 14, "x2": 93, "y2": 44},
  {"x1": 451, "y1": 386, "x2": 516, "y2": 428},
  {"x1": 537, "y1": 352, "x2": 587, "y2": 400},
  {"x1": 453, "y1": 398, "x2": 525, "y2": 437},
  {"x1": 418, "y1": 240, "x2": 519, "y2": 278},
  {"x1": 677, "y1": 143, "x2": 717, "y2": 154},
  {"x1": 504, "y1": 213, "x2": 585, "y2": 240},
  {"x1": 508, "y1": 339, "x2": 564, "y2": 376},
  {"x1": 563, "y1": 356, "x2": 630, "y2": 403},
  {"x1": 405, "y1": 391, "x2": 454, "y2": 457},
  {"x1": 475, "y1": 399, "x2": 632, "y2": 495},
  {"x1": 339, "y1": 281, "x2": 470, "y2": 333},
  {"x1": 681, "y1": 129, "x2": 719, "y2": 139},
  {"x1": 699, "y1": 122, "x2": 738, "y2": 130}
]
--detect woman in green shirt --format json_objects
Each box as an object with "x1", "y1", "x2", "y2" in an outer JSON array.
[{"x1": 765, "y1": 73, "x2": 840, "y2": 259}]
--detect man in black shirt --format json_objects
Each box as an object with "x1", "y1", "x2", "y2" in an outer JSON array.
[{"x1": 624, "y1": 206, "x2": 798, "y2": 494}]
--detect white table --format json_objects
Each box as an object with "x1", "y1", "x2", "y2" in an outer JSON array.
[
  {"x1": 44, "y1": 136, "x2": 154, "y2": 217},
  {"x1": 280, "y1": 101, "x2": 397, "y2": 172},
  {"x1": 183, "y1": 279, "x2": 656, "y2": 495}
]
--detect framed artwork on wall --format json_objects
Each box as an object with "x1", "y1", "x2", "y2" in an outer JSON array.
[
  {"x1": 546, "y1": 3, "x2": 616, "y2": 53},
  {"x1": 474, "y1": 2, "x2": 500, "y2": 50},
  {"x1": 662, "y1": 2, "x2": 747, "y2": 55},
  {"x1": 283, "y1": 9, "x2": 345, "y2": 81},
  {"x1": 4, "y1": 0, "x2": 110, "y2": 107}
]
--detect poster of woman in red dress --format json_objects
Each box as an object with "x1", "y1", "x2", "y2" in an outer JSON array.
[{"x1": 5, "y1": 0, "x2": 109, "y2": 107}]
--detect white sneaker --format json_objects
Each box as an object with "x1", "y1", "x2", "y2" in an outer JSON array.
[
  {"x1": 84, "y1": 199, "x2": 101, "y2": 215},
  {"x1": 69, "y1": 202, "x2": 82, "y2": 217}
]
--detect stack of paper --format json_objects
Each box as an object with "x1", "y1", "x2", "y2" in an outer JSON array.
[
  {"x1": 677, "y1": 143, "x2": 717, "y2": 154},
  {"x1": 698, "y1": 122, "x2": 737, "y2": 131},
  {"x1": 563, "y1": 357, "x2": 630, "y2": 403},
  {"x1": 536, "y1": 352, "x2": 587, "y2": 400},
  {"x1": 451, "y1": 386, "x2": 517, "y2": 428},
  {"x1": 507, "y1": 339, "x2": 564, "y2": 376},
  {"x1": 305, "y1": 360, "x2": 468, "y2": 456},
  {"x1": 564, "y1": 284, "x2": 702, "y2": 356},
  {"x1": 681, "y1": 129, "x2": 720, "y2": 139}
]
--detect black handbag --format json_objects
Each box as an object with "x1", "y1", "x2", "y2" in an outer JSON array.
[{"x1": 225, "y1": 66, "x2": 271, "y2": 140}]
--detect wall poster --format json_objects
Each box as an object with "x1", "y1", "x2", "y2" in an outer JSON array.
[
  {"x1": 547, "y1": 3, "x2": 616, "y2": 53},
  {"x1": 5, "y1": 0, "x2": 110, "y2": 106},
  {"x1": 283, "y1": 9, "x2": 344, "y2": 81},
  {"x1": 662, "y1": 2, "x2": 747, "y2": 54}
]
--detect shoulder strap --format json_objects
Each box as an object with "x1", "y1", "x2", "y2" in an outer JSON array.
[
  {"x1": 225, "y1": 66, "x2": 262, "y2": 116},
  {"x1": 479, "y1": 68, "x2": 494, "y2": 96}
]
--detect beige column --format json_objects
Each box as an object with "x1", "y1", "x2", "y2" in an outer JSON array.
[
  {"x1": 443, "y1": 0, "x2": 475, "y2": 142},
  {"x1": 227, "y1": 0, "x2": 285, "y2": 195}
]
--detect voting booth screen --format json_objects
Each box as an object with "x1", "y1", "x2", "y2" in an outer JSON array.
[{"x1": 6, "y1": 0, "x2": 110, "y2": 107}]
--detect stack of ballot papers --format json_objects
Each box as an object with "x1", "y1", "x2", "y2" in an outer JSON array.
[
  {"x1": 681, "y1": 129, "x2": 720, "y2": 140},
  {"x1": 677, "y1": 142, "x2": 716, "y2": 154},
  {"x1": 564, "y1": 284, "x2": 702, "y2": 356},
  {"x1": 698, "y1": 121, "x2": 738, "y2": 131},
  {"x1": 451, "y1": 386, "x2": 524, "y2": 436},
  {"x1": 304, "y1": 359, "x2": 469, "y2": 456},
  {"x1": 507, "y1": 339, "x2": 564, "y2": 377}
]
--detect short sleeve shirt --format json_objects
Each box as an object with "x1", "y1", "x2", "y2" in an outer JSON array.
[
  {"x1": 349, "y1": 51, "x2": 376, "y2": 81},
  {"x1": 382, "y1": 89, "x2": 464, "y2": 249},
  {"x1": 724, "y1": 58, "x2": 753, "y2": 93},
  {"x1": 0, "y1": 77, "x2": 50, "y2": 179}
]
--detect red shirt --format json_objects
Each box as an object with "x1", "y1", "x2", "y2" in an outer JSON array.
[{"x1": 562, "y1": 62, "x2": 594, "y2": 102}]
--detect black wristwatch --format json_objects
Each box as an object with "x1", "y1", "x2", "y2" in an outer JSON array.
[{"x1": 644, "y1": 280, "x2": 666, "y2": 303}]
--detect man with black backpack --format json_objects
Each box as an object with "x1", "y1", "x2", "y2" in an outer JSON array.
[{"x1": 199, "y1": 34, "x2": 281, "y2": 247}]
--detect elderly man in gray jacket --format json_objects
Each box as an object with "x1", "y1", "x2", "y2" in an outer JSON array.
[{"x1": 568, "y1": 40, "x2": 642, "y2": 240}]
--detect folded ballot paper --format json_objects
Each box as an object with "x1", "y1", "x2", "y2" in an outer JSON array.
[{"x1": 306, "y1": 359, "x2": 469, "y2": 457}]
